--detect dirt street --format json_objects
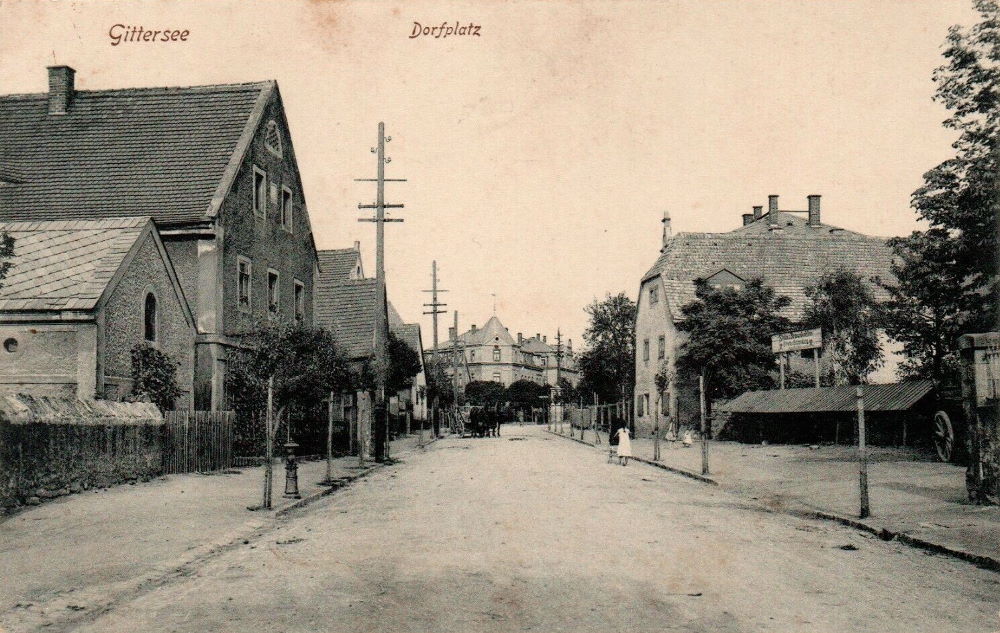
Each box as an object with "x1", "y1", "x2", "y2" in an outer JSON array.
[{"x1": 70, "y1": 426, "x2": 998, "y2": 633}]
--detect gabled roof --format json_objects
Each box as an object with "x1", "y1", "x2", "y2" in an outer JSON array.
[
  {"x1": 642, "y1": 212, "x2": 895, "y2": 321},
  {"x1": 435, "y1": 315, "x2": 516, "y2": 350},
  {"x1": 391, "y1": 322, "x2": 425, "y2": 370},
  {"x1": 520, "y1": 337, "x2": 553, "y2": 354},
  {"x1": 317, "y1": 248, "x2": 362, "y2": 283},
  {"x1": 0, "y1": 217, "x2": 190, "y2": 319},
  {"x1": 314, "y1": 278, "x2": 379, "y2": 361},
  {"x1": 0, "y1": 81, "x2": 273, "y2": 225}
]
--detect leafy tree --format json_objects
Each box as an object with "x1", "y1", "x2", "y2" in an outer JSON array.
[
  {"x1": 226, "y1": 324, "x2": 351, "y2": 420},
  {"x1": 579, "y1": 292, "x2": 636, "y2": 402},
  {"x1": 554, "y1": 377, "x2": 576, "y2": 404},
  {"x1": 0, "y1": 233, "x2": 12, "y2": 284},
  {"x1": 804, "y1": 269, "x2": 884, "y2": 385},
  {"x1": 882, "y1": 0, "x2": 1000, "y2": 385},
  {"x1": 129, "y1": 344, "x2": 183, "y2": 411},
  {"x1": 386, "y1": 332, "x2": 422, "y2": 394},
  {"x1": 676, "y1": 278, "x2": 791, "y2": 410},
  {"x1": 506, "y1": 379, "x2": 546, "y2": 412},
  {"x1": 464, "y1": 380, "x2": 506, "y2": 407},
  {"x1": 423, "y1": 355, "x2": 455, "y2": 406}
]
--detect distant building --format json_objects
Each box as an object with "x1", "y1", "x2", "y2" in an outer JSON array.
[
  {"x1": 634, "y1": 195, "x2": 902, "y2": 435},
  {"x1": 432, "y1": 315, "x2": 579, "y2": 390},
  {"x1": 0, "y1": 66, "x2": 320, "y2": 410},
  {"x1": 0, "y1": 218, "x2": 195, "y2": 406}
]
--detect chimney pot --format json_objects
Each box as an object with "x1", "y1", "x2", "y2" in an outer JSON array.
[
  {"x1": 742, "y1": 213, "x2": 754, "y2": 226},
  {"x1": 517, "y1": 332, "x2": 523, "y2": 344},
  {"x1": 807, "y1": 194, "x2": 821, "y2": 227},
  {"x1": 767, "y1": 195, "x2": 779, "y2": 225},
  {"x1": 471, "y1": 324, "x2": 477, "y2": 332},
  {"x1": 543, "y1": 335, "x2": 547, "y2": 343},
  {"x1": 353, "y1": 240, "x2": 360, "y2": 250},
  {"x1": 47, "y1": 65, "x2": 75, "y2": 115},
  {"x1": 536, "y1": 333, "x2": 540, "y2": 340},
  {"x1": 753, "y1": 205, "x2": 763, "y2": 220}
]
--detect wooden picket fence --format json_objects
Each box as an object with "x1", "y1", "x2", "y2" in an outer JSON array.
[{"x1": 162, "y1": 411, "x2": 235, "y2": 474}]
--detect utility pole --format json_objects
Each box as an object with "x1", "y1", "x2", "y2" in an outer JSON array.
[
  {"x1": 422, "y1": 261, "x2": 447, "y2": 439},
  {"x1": 857, "y1": 386, "x2": 870, "y2": 518},
  {"x1": 555, "y1": 329, "x2": 563, "y2": 434},
  {"x1": 357, "y1": 122, "x2": 405, "y2": 462}
]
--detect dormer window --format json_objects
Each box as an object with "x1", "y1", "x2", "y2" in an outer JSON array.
[{"x1": 264, "y1": 120, "x2": 282, "y2": 158}]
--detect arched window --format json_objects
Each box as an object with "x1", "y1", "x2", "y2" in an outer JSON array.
[{"x1": 144, "y1": 293, "x2": 157, "y2": 343}]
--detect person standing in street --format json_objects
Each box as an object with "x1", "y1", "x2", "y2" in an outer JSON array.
[{"x1": 615, "y1": 424, "x2": 632, "y2": 466}]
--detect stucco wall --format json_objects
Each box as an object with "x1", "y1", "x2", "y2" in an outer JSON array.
[
  {"x1": 102, "y1": 233, "x2": 195, "y2": 409},
  {"x1": 0, "y1": 324, "x2": 81, "y2": 398}
]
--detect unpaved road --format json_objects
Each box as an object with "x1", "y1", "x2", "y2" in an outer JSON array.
[{"x1": 72, "y1": 426, "x2": 998, "y2": 633}]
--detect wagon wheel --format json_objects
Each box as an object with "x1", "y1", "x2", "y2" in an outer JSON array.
[{"x1": 932, "y1": 410, "x2": 955, "y2": 463}]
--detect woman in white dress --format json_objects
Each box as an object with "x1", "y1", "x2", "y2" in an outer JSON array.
[{"x1": 615, "y1": 425, "x2": 632, "y2": 466}]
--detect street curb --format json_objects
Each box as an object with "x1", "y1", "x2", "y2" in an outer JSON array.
[
  {"x1": 544, "y1": 429, "x2": 719, "y2": 486},
  {"x1": 546, "y1": 429, "x2": 1000, "y2": 573},
  {"x1": 808, "y1": 510, "x2": 1000, "y2": 573}
]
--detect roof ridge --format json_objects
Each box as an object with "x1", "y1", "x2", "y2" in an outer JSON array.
[{"x1": 0, "y1": 81, "x2": 273, "y2": 101}]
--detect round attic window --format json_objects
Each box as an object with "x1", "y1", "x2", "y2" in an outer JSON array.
[{"x1": 3, "y1": 338, "x2": 18, "y2": 353}]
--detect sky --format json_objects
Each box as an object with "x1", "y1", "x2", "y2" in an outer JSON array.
[{"x1": 0, "y1": 0, "x2": 981, "y2": 349}]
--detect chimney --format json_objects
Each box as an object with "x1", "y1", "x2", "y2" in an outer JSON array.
[
  {"x1": 753, "y1": 205, "x2": 763, "y2": 221},
  {"x1": 536, "y1": 333, "x2": 540, "y2": 340},
  {"x1": 470, "y1": 324, "x2": 477, "y2": 333},
  {"x1": 517, "y1": 332, "x2": 523, "y2": 344},
  {"x1": 543, "y1": 335, "x2": 547, "y2": 343},
  {"x1": 567, "y1": 338, "x2": 573, "y2": 352},
  {"x1": 660, "y1": 210, "x2": 672, "y2": 252},
  {"x1": 353, "y1": 240, "x2": 360, "y2": 250},
  {"x1": 807, "y1": 194, "x2": 821, "y2": 227},
  {"x1": 767, "y1": 195, "x2": 779, "y2": 226},
  {"x1": 47, "y1": 65, "x2": 75, "y2": 115},
  {"x1": 742, "y1": 213, "x2": 754, "y2": 226},
  {"x1": 448, "y1": 326, "x2": 456, "y2": 340}
]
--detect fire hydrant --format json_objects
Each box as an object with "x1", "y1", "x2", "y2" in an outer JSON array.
[{"x1": 283, "y1": 440, "x2": 300, "y2": 499}]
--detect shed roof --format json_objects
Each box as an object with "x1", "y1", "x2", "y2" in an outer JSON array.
[
  {"x1": 644, "y1": 212, "x2": 895, "y2": 321},
  {"x1": 0, "y1": 81, "x2": 270, "y2": 225},
  {"x1": 719, "y1": 380, "x2": 935, "y2": 414},
  {"x1": 0, "y1": 216, "x2": 155, "y2": 311}
]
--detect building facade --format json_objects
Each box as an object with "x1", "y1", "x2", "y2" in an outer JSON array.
[
  {"x1": 433, "y1": 315, "x2": 580, "y2": 390},
  {"x1": 0, "y1": 218, "x2": 195, "y2": 407},
  {"x1": 0, "y1": 66, "x2": 319, "y2": 410},
  {"x1": 634, "y1": 195, "x2": 902, "y2": 436}
]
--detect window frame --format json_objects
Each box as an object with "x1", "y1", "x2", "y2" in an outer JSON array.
[
  {"x1": 293, "y1": 279, "x2": 305, "y2": 323},
  {"x1": 493, "y1": 346, "x2": 501, "y2": 362},
  {"x1": 143, "y1": 291, "x2": 158, "y2": 344},
  {"x1": 237, "y1": 256, "x2": 253, "y2": 312},
  {"x1": 280, "y1": 185, "x2": 294, "y2": 233},
  {"x1": 657, "y1": 335, "x2": 665, "y2": 360},
  {"x1": 252, "y1": 165, "x2": 267, "y2": 219},
  {"x1": 643, "y1": 338, "x2": 650, "y2": 361},
  {"x1": 267, "y1": 268, "x2": 280, "y2": 318},
  {"x1": 649, "y1": 285, "x2": 659, "y2": 306}
]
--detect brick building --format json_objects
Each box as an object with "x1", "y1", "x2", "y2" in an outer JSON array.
[
  {"x1": 433, "y1": 315, "x2": 580, "y2": 390},
  {"x1": 0, "y1": 218, "x2": 195, "y2": 407},
  {"x1": 0, "y1": 66, "x2": 319, "y2": 410},
  {"x1": 634, "y1": 195, "x2": 902, "y2": 435}
]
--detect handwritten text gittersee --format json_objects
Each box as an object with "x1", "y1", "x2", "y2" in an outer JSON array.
[
  {"x1": 410, "y1": 22, "x2": 481, "y2": 39},
  {"x1": 109, "y1": 24, "x2": 190, "y2": 46}
]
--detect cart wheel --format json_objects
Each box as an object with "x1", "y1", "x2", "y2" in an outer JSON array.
[{"x1": 932, "y1": 410, "x2": 955, "y2": 463}]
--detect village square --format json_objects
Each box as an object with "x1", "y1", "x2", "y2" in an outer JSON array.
[{"x1": 0, "y1": 1, "x2": 998, "y2": 632}]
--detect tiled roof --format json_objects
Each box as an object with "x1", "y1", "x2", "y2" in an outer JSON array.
[
  {"x1": 643, "y1": 212, "x2": 895, "y2": 321},
  {"x1": 0, "y1": 82, "x2": 269, "y2": 225},
  {"x1": 317, "y1": 248, "x2": 360, "y2": 283},
  {"x1": 0, "y1": 216, "x2": 151, "y2": 311},
  {"x1": 433, "y1": 315, "x2": 510, "y2": 350},
  {"x1": 520, "y1": 337, "x2": 553, "y2": 354},
  {"x1": 314, "y1": 278, "x2": 379, "y2": 360},
  {"x1": 391, "y1": 322, "x2": 424, "y2": 360}
]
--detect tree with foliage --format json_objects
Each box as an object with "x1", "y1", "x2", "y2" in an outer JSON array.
[
  {"x1": 423, "y1": 355, "x2": 455, "y2": 406},
  {"x1": 0, "y1": 233, "x2": 12, "y2": 284},
  {"x1": 506, "y1": 379, "x2": 546, "y2": 412},
  {"x1": 804, "y1": 269, "x2": 884, "y2": 385},
  {"x1": 226, "y1": 324, "x2": 351, "y2": 420},
  {"x1": 882, "y1": 0, "x2": 999, "y2": 386},
  {"x1": 677, "y1": 278, "x2": 791, "y2": 410},
  {"x1": 386, "y1": 332, "x2": 422, "y2": 394},
  {"x1": 464, "y1": 380, "x2": 506, "y2": 407},
  {"x1": 129, "y1": 344, "x2": 183, "y2": 411},
  {"x1": 579, "y1": 292, "x2": 636, "y2": 402},
  {"x1": 554, "y1": 377, "x2": 576, "y2": 404}
]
